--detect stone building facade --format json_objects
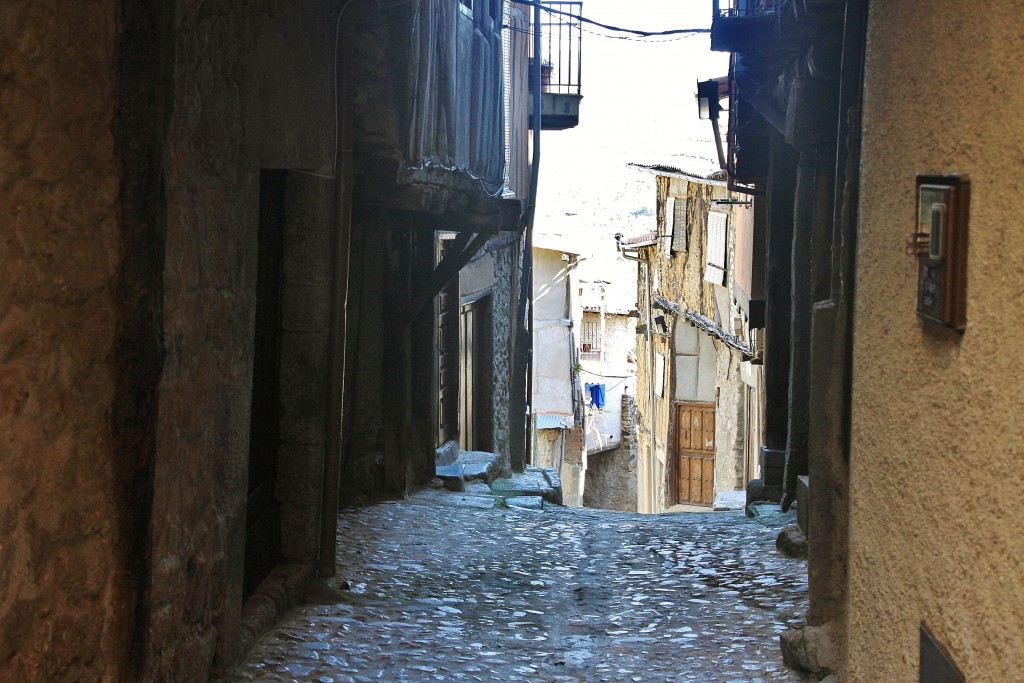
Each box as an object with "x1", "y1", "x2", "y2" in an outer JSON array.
[
  {"x1": 620, "y1": 168, "x2": 761, "y2": 514},
  {"x1": 0, "y1": 0, "x2": 532, "y2": 678}
]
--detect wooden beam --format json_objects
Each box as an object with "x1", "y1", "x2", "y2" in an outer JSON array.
[{"x1": 406, "y1": 231, "x2": 495, "y2": 325}]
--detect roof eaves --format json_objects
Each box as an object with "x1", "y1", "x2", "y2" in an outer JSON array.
[
  {"x1": 652, "y1": 295, "x2": 753, "y2": 359},
  {"x1": 629, "y1": 162, "x2": 728, "y2": 187},
  {"x1": 617, "y1": 230, "x2": 659, "y2": 248}
]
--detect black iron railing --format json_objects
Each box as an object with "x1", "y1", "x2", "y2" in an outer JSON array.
[
  {"x1": 530, "y1": 1, "x2": 582, "y2": 96},
  {"x1": 713, "y1": 0, "x2": 778, "y2": 18}
]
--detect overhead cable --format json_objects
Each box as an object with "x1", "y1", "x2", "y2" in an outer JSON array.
[{"x1": 517, "y1": 0, "x2": 711, "y2": 37}]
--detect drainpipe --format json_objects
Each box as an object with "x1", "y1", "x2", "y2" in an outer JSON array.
[
  {"x1": 527, "y1": 1, "x2": 543, "y2": 468},
  {"x1": 617, "y1": 242, "x2": 657, "y2": 514},
  {"x1": 514, "y1": 1, "x2": 542, "y2": 469}
]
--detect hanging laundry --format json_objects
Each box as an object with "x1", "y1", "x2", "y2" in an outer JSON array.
[{"x1": 585, "y1": 383, "x2": 606, "y2": 409}]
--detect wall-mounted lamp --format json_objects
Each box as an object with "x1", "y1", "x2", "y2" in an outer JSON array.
[
  {"x1": 698, "y1": 77, "x2": 728, "y2": 170},
  {"x1": 696, "y1": 79, "x2": 722, "y2": 120}
]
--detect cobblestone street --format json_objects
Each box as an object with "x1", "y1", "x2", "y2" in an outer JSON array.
[{"x1": 225, "y1": 490, "x2": 807, "y2": 683}]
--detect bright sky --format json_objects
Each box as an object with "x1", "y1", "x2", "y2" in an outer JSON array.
[{"x1": 535, "y1": 0, "x2": 728, "y2": 270}]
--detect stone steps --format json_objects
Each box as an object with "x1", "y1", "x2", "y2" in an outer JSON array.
[{"x1": 434, "y1": 446, "x2": 562, "y2": 510}]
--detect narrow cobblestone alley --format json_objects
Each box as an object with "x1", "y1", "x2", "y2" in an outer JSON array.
[{"x1": 225, "y1": 491, "x2": 807, "y2": 683}]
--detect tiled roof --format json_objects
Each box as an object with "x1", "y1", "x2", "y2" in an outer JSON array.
[
  {"x1": 617, "y1": 231, "x2": 658, "y2": 247},
  {"x1": 652, "y1": 295, "x2": 753, "y2": 359},
  {"x1": 629, "y1": 162, "x2": 728, "y2": 185}
]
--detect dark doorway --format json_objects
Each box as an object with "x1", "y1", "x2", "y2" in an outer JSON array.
[
  {"x1": 436, "y1": 242, "x2": 460, "y2": 447},
  {"x1": 244, "y1": 170, "x2": 285, "y2": 598},
  {"x1": 460, "y1": 296, "x2": 494, "y2": 452}
]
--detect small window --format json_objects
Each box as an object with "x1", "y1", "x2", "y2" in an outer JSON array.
[
  {"x1": 705, "y1": 211, "x2": 728, "y2": 285},
  {"x1": 580, "y1": 315, "x2": 602, "y2": 361}
]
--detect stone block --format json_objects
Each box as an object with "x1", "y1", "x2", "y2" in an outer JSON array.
[
  {"x1": 463, "y1": 481, "x2": 493, "y2": 496},
  {"x1": 449, "y1": 495, "x2": 495, "y2": 509},
  {"x1": 538, "y1": 466, "x2": 562, "y2": 497},
  {"x1": 457, "y1": 450, "x2": 500, "y2": 483},
  {"x1": 713, "y1": 490, "x2": 746, "y2": 511},
  {"x1": 492, "y1": 469, "x2": 561, "y2": 505},
  {"x1": 780, "y1": 623, "x2": 838, "y2": 677},
  {"x1": 436, "y1": 464, "x2": 465, "y2": 491},
  {"x1": 505, "y1": 496, "x2": 544, "y2": 510},
  {"x1": 435, "y1": 440, "x2": 460, "y2": 466},
  {"x1": 776, "y1": 523, "x2": 808, "y2": 559}
]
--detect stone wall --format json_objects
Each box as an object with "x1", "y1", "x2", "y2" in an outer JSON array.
[
  {"x1": 143, "y1": 2, "x2": 339, "y2": 676},
  {"x1": 3, "y1": 0, "x2": 522, "y2": 677},
  {"x1": 490, "y1": 238, "x2": 517, "y2": 474},
  {"x1": 584, "y1": 395, "x2": 639, "y2": 511},
  {"x1": 713, "y1": 349, "x2": 747, "y2": 494},
  {"x1": 0, "y1": 1, "x2": 131, "y2": 679}
]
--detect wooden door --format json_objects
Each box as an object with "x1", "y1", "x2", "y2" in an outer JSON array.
[{"x1": 674, "y1": 402, "x2": 715, "y2": 506}]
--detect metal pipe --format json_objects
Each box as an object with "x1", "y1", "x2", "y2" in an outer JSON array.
[
  {"x1": 617, "y1": 246, "x2": 657, "y2": 513},
  {"x1": 643, "y1": 260, "x2": 656, "y2": 513},
  {"x1": 524, "y1": 0, "x2": 543, "y2": 467}
]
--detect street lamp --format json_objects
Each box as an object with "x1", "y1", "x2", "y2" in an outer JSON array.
[
  {"x1": 697, "y1": 78, "x2": 722, "y2": 120},
  {"x1": 697, "y1": 78, "x2": 727, "y2": 170}
]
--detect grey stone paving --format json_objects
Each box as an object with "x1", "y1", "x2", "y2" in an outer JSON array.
[{"x1": 224, "y1": 490, "x2": 807, "y2": 682}]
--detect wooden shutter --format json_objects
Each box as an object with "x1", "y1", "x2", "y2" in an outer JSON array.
[
  {"x1": 704, "y1": 211, "x2": 728, "y2": 285},
  {"x1": 671, "y1": 198, "x2": 688, "y2": 253},
  {"x1": 664, "y1": 197, "x2": 675, "y2": 255}
]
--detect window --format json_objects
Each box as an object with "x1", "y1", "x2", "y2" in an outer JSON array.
[
  {"x1": 669, "y1": 197, "x2": 688, "y2": 254},
  {"x1": 655, "y1": 352, "x2": 666, "y2": 397},
  {"x1": 580, "y1": 314, "x2": 602, "y2": 361},
  {"x1": 704, "y1": 211, "x2": 728, "y2": 285}
]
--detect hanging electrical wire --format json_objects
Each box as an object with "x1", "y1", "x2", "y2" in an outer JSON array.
[
  {"x1": 517, "y1": 0, "x2": 711, "y2": 37},
  {"x1": 503, "y1": 23, "x2": 704, "y2": 43}
]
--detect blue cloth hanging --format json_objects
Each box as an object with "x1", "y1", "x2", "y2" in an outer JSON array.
[{"x1": 585, "y1": 383, "x2": 606, "y2": 409}]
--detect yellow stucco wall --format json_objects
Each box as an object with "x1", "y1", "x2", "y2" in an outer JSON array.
[{"x1": 847, "y1": 3, "x2": 1024, "y2": 680}]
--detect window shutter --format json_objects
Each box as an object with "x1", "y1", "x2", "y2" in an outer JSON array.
[
  {"x1": 704, "y1": 211, "x2": 728, "y2": 285},
  {"x1": 671, "y1": 198, "x2": 688, "y2": 253},
  {"x1": 664, "y1": 197, "x2": 675, "y2": 255}
]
